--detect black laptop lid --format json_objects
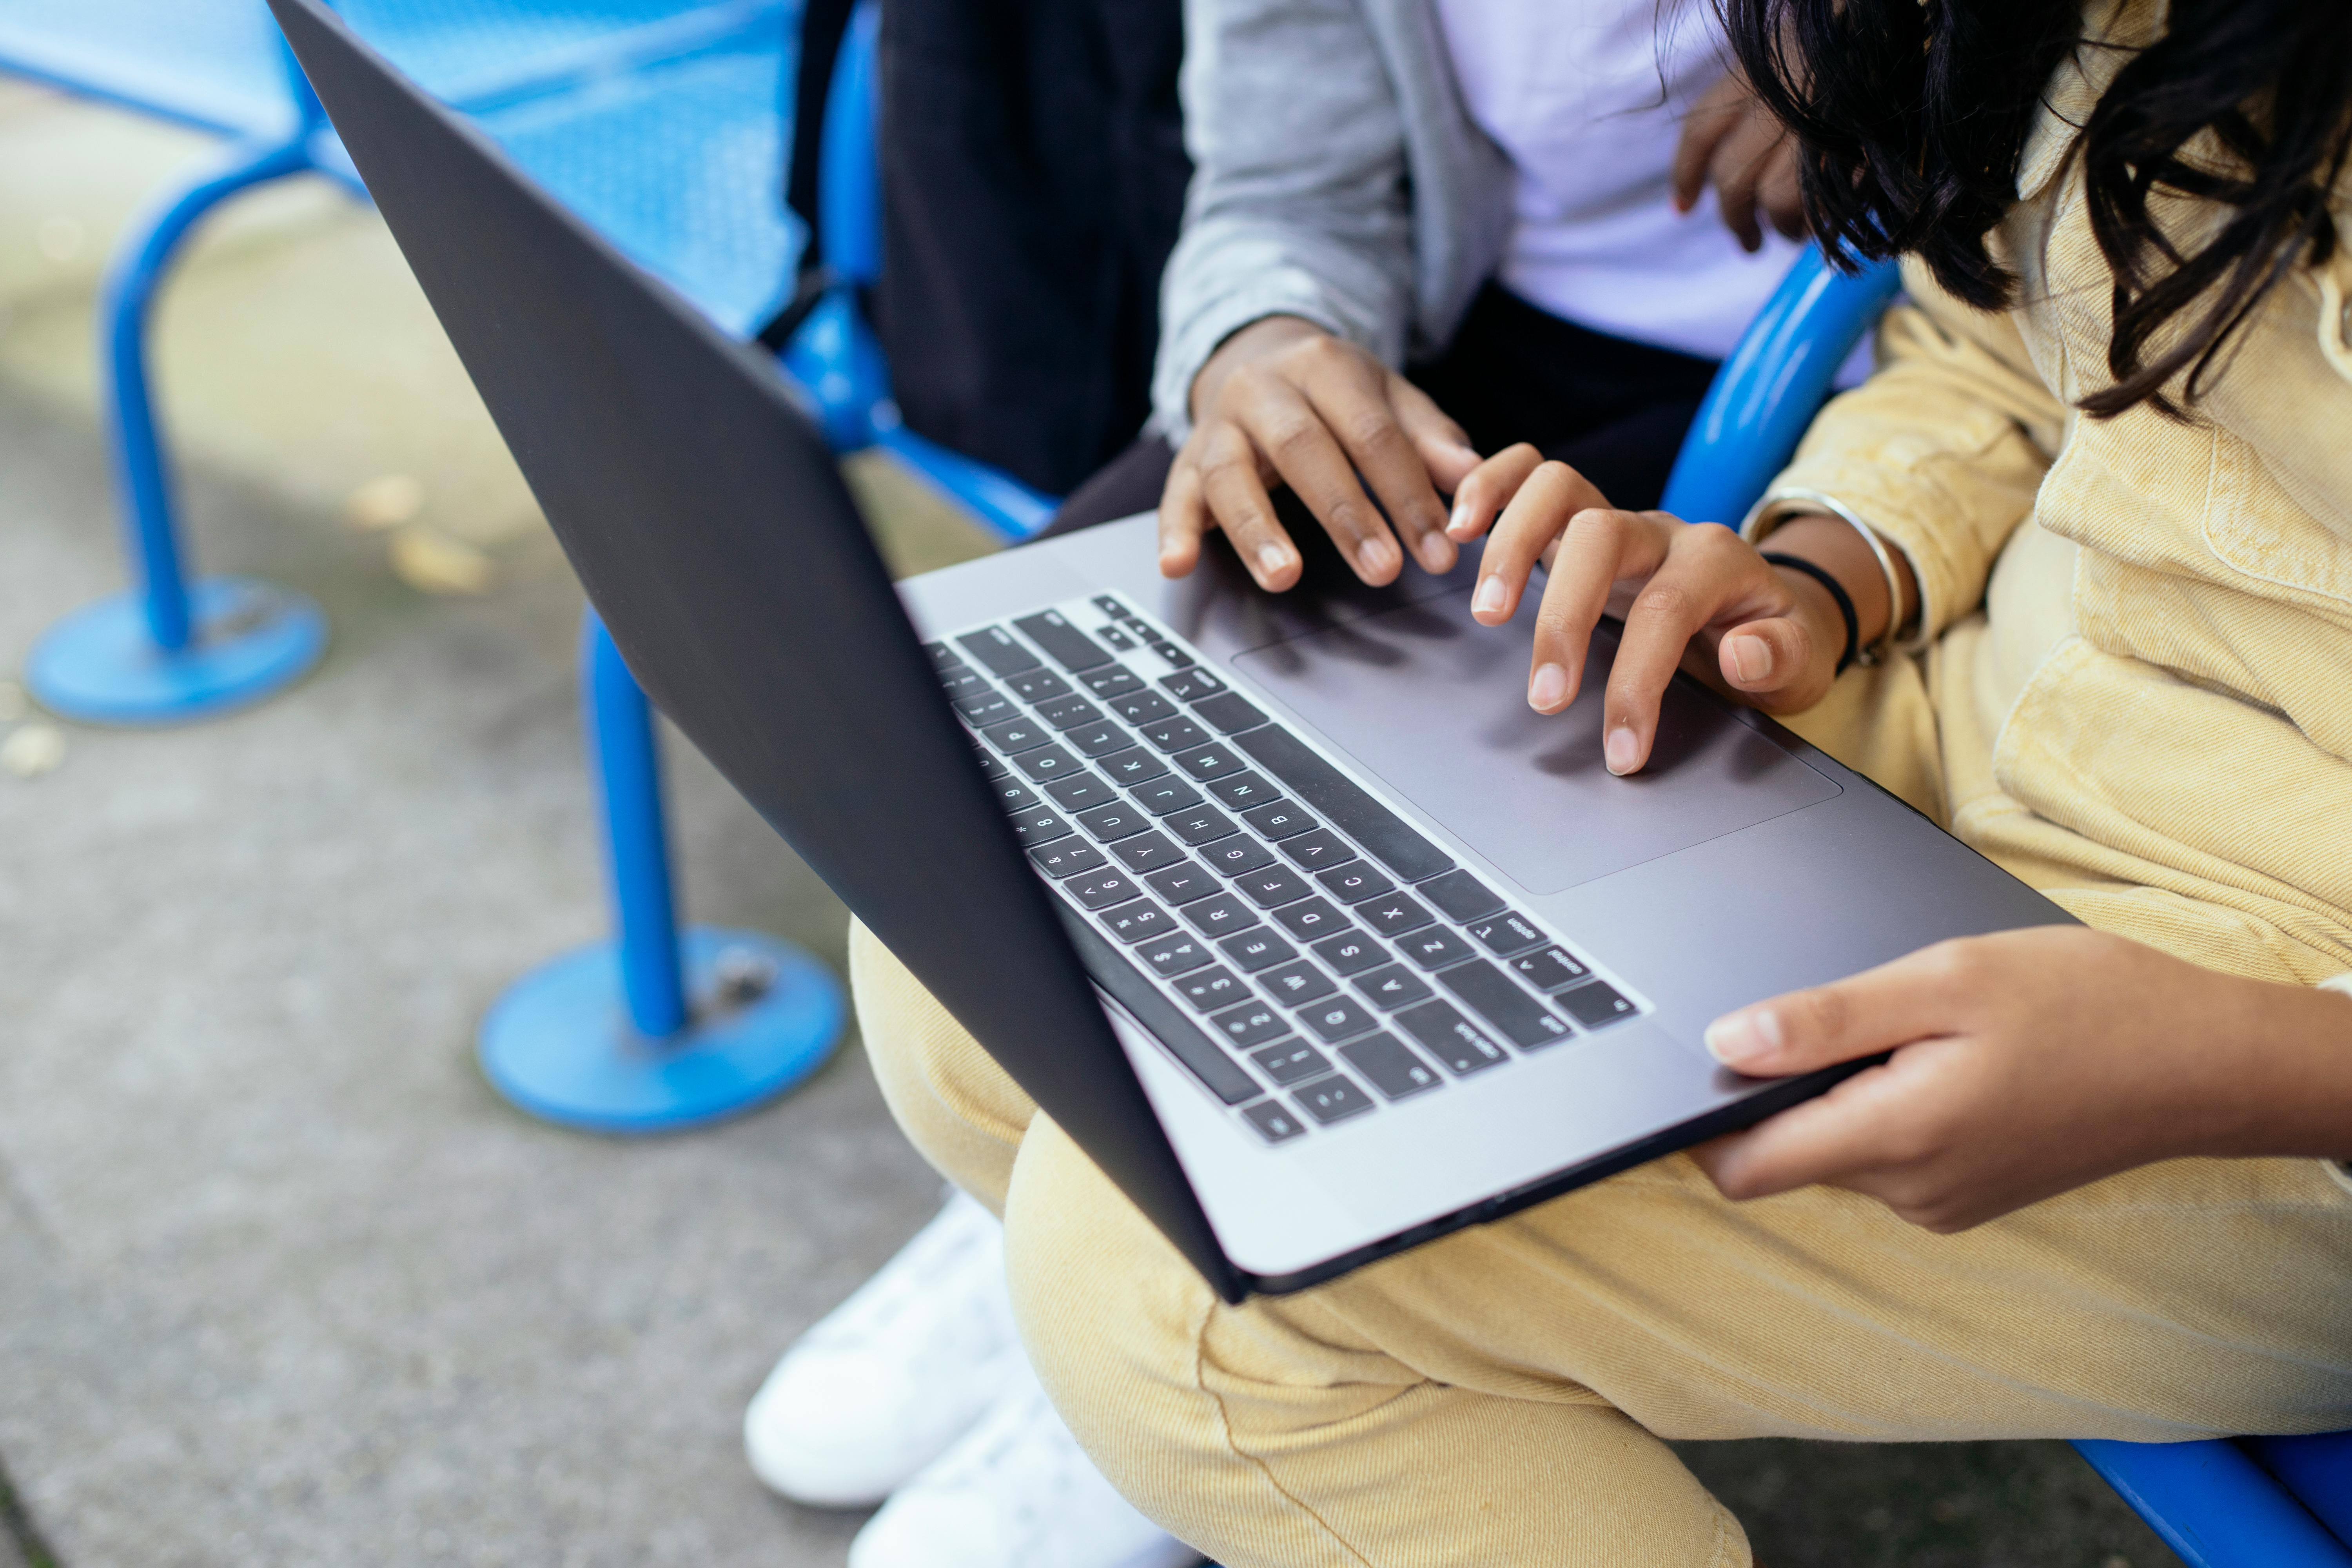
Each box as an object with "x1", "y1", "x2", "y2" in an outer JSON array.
[{"x1": 267, "y1": 0, "x2": 1241, "y2": 1300}]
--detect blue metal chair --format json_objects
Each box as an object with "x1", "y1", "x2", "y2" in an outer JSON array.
[
  {"x1": 0, "y1": 0, "x2": 808, "y2": 725},
  {"x1": 1663, "y1": 244, "x2": 2352, "y2": 1568}
]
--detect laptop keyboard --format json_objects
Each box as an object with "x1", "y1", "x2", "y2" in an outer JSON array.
[{"x1": 929, "y1": 595, "x2": 1647, "y2": 1147}]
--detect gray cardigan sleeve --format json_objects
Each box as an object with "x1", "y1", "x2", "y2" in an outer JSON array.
[{"x1": 1150, "y1": 0, "x2": 1417, "y2": 444}]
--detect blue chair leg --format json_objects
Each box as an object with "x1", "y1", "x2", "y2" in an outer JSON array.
[
  {"x1": 25, "y1": 130, "x2": 330, "y2": 726},
  {"x1": 476, "y1": 610, "x2": 846, "y2": 1134}
]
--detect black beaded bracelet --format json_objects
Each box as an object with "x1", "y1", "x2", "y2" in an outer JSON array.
[{"x1": 1759, "y1": 551, "x2": 1859, "y2": 675}]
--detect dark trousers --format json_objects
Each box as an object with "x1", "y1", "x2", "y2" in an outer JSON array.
[{"x1": 1043, "y1": 283, "x2": 1722, "y2": 536}]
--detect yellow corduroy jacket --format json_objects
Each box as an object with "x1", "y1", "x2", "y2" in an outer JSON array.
[{"x1": 1747, "y1": 0, "x2": 2352, "y2": 993}]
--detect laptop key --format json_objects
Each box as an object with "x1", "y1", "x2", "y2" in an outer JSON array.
[
  {"x1": 1008, "y1": 808, "x2": 1074, "y2": 846},
  {"x1": 1192, "y1": 691, "x2": 1269, "y2": 735},
  {"x1": 1014, "y1": 744, "x2": 1084, "y2": 783},
  {"x1": 1080, "y1": 666, "x2": 1144, "y2": 700},
  {"x1": 982, "y1": 716, "x2": 1052, "y2": 754},
  {"x1": 1310, "y1": 931, "x2": 1389, "y2": 976},
  {"x1": 992, "y1": 778, "x2": 1040, "y2": 813},
  {"x1": 1005, "y1": 668, "x2": 1072, "y2": 704},
  {"x1": 1180, "y1": 891, "x2": 1262, "y2": 939},
  {"x1": 1239, "y1": 1100, "x2": 1307, "y2": 1144},
  {"x1": 1436, "y1": 960, "x2": 1573, "y2": 1048},
  {"x1": 1076, "y1": 802, "x2": 1152, "y2": 842},
  {"x1": 1276, "y1": 828, "x2": 1356, "y2": 872},
  {"x1": 974, "y1": 749, "x2": 1009, "y2": 780},
  {"x1": 955, "y1": 691, "x2": 1016, "y2": 726},
  {"x1": 940, "y1": 667, "x2": 992, "y2": 702},
  {"x1": 1096, "y1": 623, "x2": 1138, "y2": 652},
  {"x1": 924, "y1": 641, "x2": 964, "y2": 672},
  {"x1": 1251, "y1": 1041, "x2": 1329, "y2": 1087},
  {"x1": 1068, "y1": 867, "x2": 1142, "y2": 909},
  {"x1": 1174, "y1": 965, "x2": 1250, "y2": 1011},
  {"x1": 1029, "y1": 840, "x2": 1106, "y2": 879},
  {"x1": 1204, "y1": 770, "x2": 1278, "y2": 809},
  {"x1": 1352, "y1": 964, "x2": 1433, "y2": 1011},
  {"x1": 1240, "y1": 799, "x2": 1318, "y2": 840},
  {"x1": 1298, "y1": 996, "x2": 1380, "y2": 1044},
  {"x1": 1165, "y1": 805, "x2": 1241, "y2": 847},
  {"x1": 1090, "y1": 594, "x2": 1130, "y2": 619},
  {"x1": 1053, "y1": 903, "x2": 1255, "y2": 1104},
  {"x1": 1160, "y1": 668, "x2": 1227, "y2": 701},
  {"x1": 1174, "y1": 744, "x2": 1246, "y2": 782},
  {"x1": 1394, "y1": 1001, "x2": 1510, "y2": 1076},
  {"x1": 1063, "y1": 722, "x2": 1132, "y2": 758},
  {"x1": 1036, "y1": 693, "x2": 1101, "y2": 729},
  {"x1": 1129, "y1": 776, "x2": 1204, "y2": 816},
  {"x1": 957, "y1": 626, "x2": 1043, "y2": 677},
  {"x1": 1271, "y1": 898, "x2": 1350, "y2": 940},
  {"x1": 1208, "y1": 1001, "x2": 1290, "y2": 1050},
  {"x1": 1013, "y1": 610, "x2": 1113, "y2": 672},
  {"x1": 1257, "y1": 960, "x2": 1334, "y2": 1007},
  {"x1": 1465, "y1": 911, "x2": 1547, "y2": 957},
  {"x1": 1045, "y1": 773, "x2": 1117, "y2": 812},
  {"x1": 1100, "y1": 898, "x2": 1177, "y2": 945},
  {"x1": 1141, "y1": 716, "x2": 1210, "y2": 753},
  {"x1": 1136, "y1": 931, "x2": 1215, "y2": 977},
  {"x1": 1511, "y1": 945, "x2": 1593, "y2": 992},
  {"x1": 1415, "y1": 868, "x2": 1507, "y2": 922},
  {"x1": 1198, "y1": 836, "x2": 1276, "y2": 877},
  {"x1": 1558, "y1": 980, "x2": 1639, "y2": 1028},
  {"x1": 1317, "y1": 861, "x2": 1396, "y2": 904},
  {"x1": 1143, "y1": 861, "x2": 1223, "y2": 906},
  {"x1": 1340, "y1": 1034, "x2": 1444, "y2": 1100},
  {"x1": 1357, "y1": 892, "x2": 1437, "y2": 938},
  {"x1": 1232, "y1": 726, "x2": 1454, "y2": 880},
  {"x1": 1109, "y1": 830, "x2": 1187, "y2": 874},
  {"x1": 1397, "y1": 925, "x2": 1477, "y2": 970},
  {"x1": 1107, "y1": 690, "x2": 1176, "y2": 726},
  {"x1": 1148, "y1": 640, "x2": 1194, "y2": 669},
  {"x1": 1292, "y1": 1075, "x2": 1376, "y2": 1125},
  {"x1": 1095, "y1": 747, "x2": 1170, "y2": 786},
  {"x1": 1235, "y1": 865, "x2": 1315, "y2": 909},
  {"x1": 1218, "y1": 929, "x2": 1298, "y2": 973}
]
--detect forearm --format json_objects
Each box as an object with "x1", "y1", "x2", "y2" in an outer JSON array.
[{"x1": 2193, "y1": 979, "x2": 2352, "y2": 1163}]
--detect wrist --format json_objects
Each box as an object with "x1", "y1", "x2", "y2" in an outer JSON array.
[{"x1": 2168, "y1": 976, "x2": 2352, "y2": 1163}]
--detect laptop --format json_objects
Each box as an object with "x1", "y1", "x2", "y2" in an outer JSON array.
[{"x1": 271, "y1": 0, "x2": 2065, "y2": 1302}]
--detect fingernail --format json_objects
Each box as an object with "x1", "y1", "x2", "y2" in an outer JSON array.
[
  {"x1": 1257, "y1": 543, "x2": 1291, "y2": 578},
  {"x1": 1704, "y1": 1007, "x2": 1782, "y2": 1067},
  {"x1": 1448, "y1": 501, "x2": 1470, "y2": 535},
  {"x1": 1729, "y1": 634, "x2": 1772, "y2": 684},
  {"x1": 1357, "y1": 537, "x2": 1398, "y2": 577},
  {"x1": 1604, "y1": 725, "x2": 1640, "y2": 775},
  {"x1": 1419, "y1": 533, "x2": 1457, "y2": 572},
  {"x1": 1472, "y1": 577, "x2": 1506, "y2": 617},
  {"x1": 1528, "y1": 662, "x2": 1568, "y2": 710}
]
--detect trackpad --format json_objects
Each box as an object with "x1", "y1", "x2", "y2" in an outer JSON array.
[{"x1": 1231, "y1": 588, "x2": 1839, "y2": 894}]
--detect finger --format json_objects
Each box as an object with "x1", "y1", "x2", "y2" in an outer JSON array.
[
  {"x1": 1193, "y1": 421, "x2": 1303, "y2": 590},
  {"x1": 1670, "y1": 107, "x2": 1734, "y2": 214},
  {"x1": 1525, "y1": 505, "x2": 1673, "y2": 715},
  {"x1": 1710, "y1": 128, "x2": 1770, "y2": 253},
  {"x1": 1241, "y1": 374, "x2": 1406, "y2": 585},
  {"x1": 1695, "y1": 1060, "x2": 1927, "y2": 1201},
  {"x1": 1760, "y1": 141, "x2": 1808, "y2": 240},
  {"x1": 1388, "y1": 376, "x2": 1481, "y2": 495},
  {"x1": 1702, "y1": 939, "x2": 1988, "y2": 1075},
  {"x1": 1156, "y1": 450, "x2": 1209, "y2": 578},
  {"x1": 1446, "y1": 443, "x2": 1546, "y2": 544},
  {"x1": 1713, "y1": 614, "x2": 1819, "y2": 702},
  {"x1": 1599, "y1": 521, "x2": 1752, "y2": 773},
  {"x1": 1296, "y1": 357, "x2": 1454, "y2": 575},
  {"x1": 1474, "y1": 460, "x2": 1613, "y2": 625}
]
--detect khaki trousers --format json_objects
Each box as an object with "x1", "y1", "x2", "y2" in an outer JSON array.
[{"x1": 852, "y1": 658, "x2": 2352, "y2": 1567}]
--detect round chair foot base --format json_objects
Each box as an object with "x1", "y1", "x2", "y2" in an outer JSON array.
[
  {"x1": 478, "y1": 928, "x2": 845, "y2": 1135},
  {"x1": 26, "y1": 577, "x2": 328, "y2": 726}
]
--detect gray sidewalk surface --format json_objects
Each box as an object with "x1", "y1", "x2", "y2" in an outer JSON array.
[{"x1": 0, "y1": 83, "x2": 2178, "y2": 1568}]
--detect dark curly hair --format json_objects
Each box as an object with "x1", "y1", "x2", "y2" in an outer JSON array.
[{"x1": 1722, "y1": 0, "x2": 2352, "y2": 417}]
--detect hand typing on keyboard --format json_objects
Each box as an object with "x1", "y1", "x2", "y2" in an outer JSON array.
[{"x1": 1441, "y1": 445, "x2": 1916, "y2": 778}]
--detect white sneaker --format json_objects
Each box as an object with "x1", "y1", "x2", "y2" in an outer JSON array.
[
  {"x1": 745, "y1": 1189, "x2": 1022, "y2": 1506},
  {"x1": 848, "y1": 1359, "x2": 1203, "y2": 1568}
]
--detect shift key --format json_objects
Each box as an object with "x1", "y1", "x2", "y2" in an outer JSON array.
[{"x1": 1435, "y1": 960, "x2": 1573, "y2": 1049}]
